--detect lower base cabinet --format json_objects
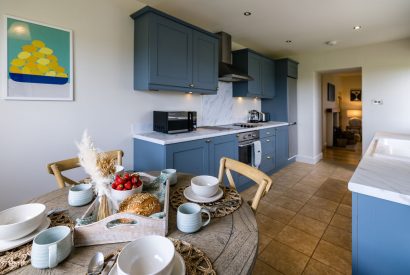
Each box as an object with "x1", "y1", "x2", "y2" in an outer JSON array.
[{"x1": 275, "y1": 125, "x2": 290, "y2": 169}]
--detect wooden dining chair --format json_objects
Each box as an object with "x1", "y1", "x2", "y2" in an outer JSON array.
[
  {"x1": 47, "y1": 150, "x2": 124, "y2": 189},
  {"x1": 217, "y1": 157, "x2": 273, "y2": 211}
]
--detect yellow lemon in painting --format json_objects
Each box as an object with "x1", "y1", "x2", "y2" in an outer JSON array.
[
  {"x1": 33, "y1": 51, "x2": 45, "y2": 58},
  {"x1": 32, "y1": 40, "x2": 45, "y2": 48},
  {"x1": 45, "y1": 71, "x2": 57, "y2": 77},
  {"x1": 22, "y1": 66, "x2": 32, "y2": 74},
  {"x1": 39, "y1": 47, "x2": 53, "y2": 55},
  {"x1": 47, "y1": 55, "x2": 58, "y2": 62},
  {"x1": 30, "y1": 68, "x2": 42, "y2": 76},
  {"x1": 27, "y1": 55, "x2": 38, "y2": 63},
  {"x1": 48, "y1": 61, "x2": 58, "y2": 70},
  {"x1": 17, "y1": 51, "x2": 31, "y2": 59},
  {"x1": 55, "y1": 66, "x2": 65, "y2": 73},
  {"x1": 25, "y1": 62, "x2": 37, "y2": 69},
  {"x1": 37, "y1": 64, "x2": 49, "y2": 74},
  {"x1": 22, "y1": 44, "x2": 37, "y2": 52},
  {"x1": 56, "y1": 72, "x2": 68, "y2": 78},
  {"x1": 9, "y1": 66, "x2": 22, "y2": 74},
  {"x1": 11, "y1": 58, "x2": 26, "y2": 67},
  {"x1": 37, "y1": 58, "x2": 50, "y2": 66}
]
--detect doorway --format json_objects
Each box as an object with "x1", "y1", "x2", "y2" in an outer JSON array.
[{"x1": 320, "y1": 68, "x2": 362, "y2": 165}]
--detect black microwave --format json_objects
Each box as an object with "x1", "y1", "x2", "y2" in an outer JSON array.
[{"x1": 153, "y1": 111, "x2": 197, "y2": 134}]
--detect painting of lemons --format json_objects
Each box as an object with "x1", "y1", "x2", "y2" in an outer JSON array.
[{"x1": 6, "y1": 17, "x2": 72, "y2": 100}]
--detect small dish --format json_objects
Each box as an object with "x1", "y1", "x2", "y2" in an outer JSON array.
[
  {"x1": 184, "y1": 186, "x2": 223, "y2": 203},
  {"x1": 0, "y1": 217, "x2": 51, "y2": 252},
  {"x1": 109, "y1": 252, "x2": 185, "y2": 275}
]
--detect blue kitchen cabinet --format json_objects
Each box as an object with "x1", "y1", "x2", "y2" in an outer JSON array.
[
  {"x1": 275, "y1": 126, "x2": 289, "y2": 169},
  {"x1": 131, "y1": 7, "x2": 218, "y2": 94},
  {"x1": 352, "y1": 193, "x2": 410, "y2": 274},
  {"x1": 134, "y1": 134, "x2": 237, "y2": 177},
  {"x1": 232, "y1": 49, "x2": 275, "y2": 98}
]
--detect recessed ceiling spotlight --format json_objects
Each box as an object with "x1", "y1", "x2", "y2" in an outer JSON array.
[
  {"x1": 325, "y1": 40, "x2": 338, "y2": 46},
  {"x1": 353, "y1": 25, "x2": 362, "y2": 30},
  {"x1": 285, "y1": 40, "x2": 292, "y2": 43},
  {"x1": 243, "y1": 11, "x2": 252, "y2": 16}
]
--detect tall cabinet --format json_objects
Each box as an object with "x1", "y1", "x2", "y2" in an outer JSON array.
[{"x1": 261, "y1": 58, "x2": 298, "y2": 165}]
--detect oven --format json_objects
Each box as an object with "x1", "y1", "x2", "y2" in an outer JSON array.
[{"x1": 237, "y1": 130, "x2": 259, "y2": 166}]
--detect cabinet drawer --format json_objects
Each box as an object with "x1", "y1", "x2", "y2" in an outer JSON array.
[
  {"x1": 259, "y1": 154, "x2": 275, "y2": 174},
  {"x1": 261, "y1": 136, "x2": 275, "y2": 155},
  {"x1": 260, "y1": 128, "x2": 275, "y2": 138}
]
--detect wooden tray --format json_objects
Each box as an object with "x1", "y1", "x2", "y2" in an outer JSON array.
[{"x1": 73, "y1": 180, "x2": 170, "y2": 247}]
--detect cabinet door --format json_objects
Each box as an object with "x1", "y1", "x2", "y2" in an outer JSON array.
[
  {"x1": 166, "y1": 139, "x2": 208, "y2": 175},
  {"x1": 192, "y1": 31, "x2": 218, "y2": 92},
  {"x1": 288, "y1": 77, "x2": 298, "y2": 158},
  {"x1": 149, "y1": 15, "x2": 193, "y2": 88},
  {"x1": 260, "y1": 58, "x2": 275, "y2": 98},
  {"x1": 247, "y1": 53, "x2": 261, "y2": 96},
  {"x1": 208, "y1": 135, "x2": 238, "y2": 180},
  {"x1": 275, "y1": 126, "x2": 289, "y2": 169}
]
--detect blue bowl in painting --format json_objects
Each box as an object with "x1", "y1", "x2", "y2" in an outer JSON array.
[{"x1": 9, "y1": 73, "x2": 68, "y2": 85}]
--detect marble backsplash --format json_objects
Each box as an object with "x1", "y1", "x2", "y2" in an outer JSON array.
[{"x1": 199, "y1": 82, "x2": 261, "y2": 126}]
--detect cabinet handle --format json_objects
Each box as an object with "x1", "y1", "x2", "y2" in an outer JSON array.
[
  {"x1": 189, "y1": 84, "x2": 194, "y2": 88},
  {"x1": 205, "y1": 139, "x2": 211, "y2": 143},
  {"x1": 266, "y1": 156, "x2": 272, "y2": 159},
  {"x1": 266, "y1": 139, "x2": 270, "y2": 142},
  {"x1": 266, "y1": 132, "x2": 271, "y2": 135}
]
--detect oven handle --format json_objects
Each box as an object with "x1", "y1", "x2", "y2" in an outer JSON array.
[{"x1": 238, "y1": 142, "x2": 256, "y2": 147}]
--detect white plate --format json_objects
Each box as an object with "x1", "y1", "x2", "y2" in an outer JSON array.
[
  {"x1": 109, "y1": 251, "x2": 185, "y2": 275},
  {"x1": 0, "y1": 217, "x2": 51, "y2": 252},
  {"x1": 184, "y1": 186, "x2": 223, "y2": 203}
]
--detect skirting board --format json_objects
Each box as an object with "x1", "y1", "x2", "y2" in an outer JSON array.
[{"x1": 296, "y1": 153, "x2": 323, "y2": 164}]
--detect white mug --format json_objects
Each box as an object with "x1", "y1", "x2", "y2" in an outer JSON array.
[
  {"x1": 31, "y1": 226, "x2": 72, "y2": 269},
  {"x1": 177, "y1": 203, "x2": 211, "y2": 233},
  {"x1": 161, "y1": 169, "x2": 177, "y2": 185}
]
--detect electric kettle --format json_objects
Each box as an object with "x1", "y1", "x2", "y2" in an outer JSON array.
[{"x1": 248, "y1": 110, "x2": 261, "y2": 123}]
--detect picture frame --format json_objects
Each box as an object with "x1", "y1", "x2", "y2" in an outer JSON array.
[
  {"x1": 350, "y1": 89, "x2": 362, "y2": 101},
  {"x1": 327, "y1": 83, "x2": 335, "y2": 102},
  {"x1": 2, "y1": 15, "x2": 73, "y2": 101}
]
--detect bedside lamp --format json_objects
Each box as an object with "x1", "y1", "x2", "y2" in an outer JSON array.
[{"x1": 347, "y1": 109, "x2": 362, "y2": 118}]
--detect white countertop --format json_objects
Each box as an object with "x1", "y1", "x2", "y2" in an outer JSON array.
[
  {"x1": 348, "y1": 132, "x2": 410, "y2": 206},
  {"x1": 133, "y1": 121, "x2": 289, "y2": 145}
]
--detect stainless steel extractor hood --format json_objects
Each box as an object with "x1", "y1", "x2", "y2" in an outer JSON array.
[{"x1": 216, "y1": 32, "x2": 253, "y2": 82}]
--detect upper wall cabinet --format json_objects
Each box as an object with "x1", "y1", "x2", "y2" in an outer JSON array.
[
  {"x1": 232, "y1": 49, "x2": 275, "y2": 98},
  {"x1": 131, "y1": 7, "x2": 219, "y2": 94}
]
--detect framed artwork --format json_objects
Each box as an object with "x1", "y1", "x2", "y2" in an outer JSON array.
[
  {"x1": 350, "y1": 89, "x2": 362, "y2": 101},
  {"x1": 3, "y1": 16, "x2": 73, "y2": 100},
  {"x1": 327, "y1": 83, "x2": 335, "y2": 102}
]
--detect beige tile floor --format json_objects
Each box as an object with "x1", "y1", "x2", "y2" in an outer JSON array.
[{"x1": 241, "y1": 160, "x2": 356, "y2": 275}]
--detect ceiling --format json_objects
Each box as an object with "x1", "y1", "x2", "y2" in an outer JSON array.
[{"x1": 136, "y1": 0, "x2": 410, "y2": 58}]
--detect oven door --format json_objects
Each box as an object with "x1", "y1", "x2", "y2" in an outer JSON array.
[{"x1": 238, "y1": 142, "x2": 254, "y2": 166}]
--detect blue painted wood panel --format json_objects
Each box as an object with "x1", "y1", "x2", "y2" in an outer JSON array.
[
  {"x1": 192, "y1": 31, "x2": 218, "y2": 92},
  {"x1": 260, "y1": 127, "x2": 275, "y2": 139},
  {"x1": 247, "y1": 52, "x2": 261, "y2": 96},
  {"x1": 149, "y1": 14, "x2": 193, "y2": 88},
  {"x1": 261, "y1": 136, "x2": 275, "y2": 155},
  {"x1": 260, "y1": 58, "x2": 275, "y2": 98},
  {"x1": 353, "y1": 193, "x2": 410, "y2": 275},
  {"x1": 165, "y1": 139, "x2": 209, "y2": 175},
  {"x1": 275, "y1": 126, "x2": 289, "y2": 169},
  {"x1": 259, "y1": 153, "x2": 275, "y2": 174},
  {"x1": 134, "y1": 139, "x2": 166, "y2": 171}
]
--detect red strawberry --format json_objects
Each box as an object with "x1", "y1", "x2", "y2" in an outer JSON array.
[
  {"x1": 131, "y1": 176, "x2": 137, "y2": 185},
  {"x1": 111, "y1": 183, "x2": 117, "y2": 189},
  {"x1": 115, "y1": 174, "x2": 121, "y2": 181},
  {"x1": 115, "y1": 177, "x2": 124, "y2": 185},
  {"x1": 116, "y1": 184, "x2": 124, "y2": 190},
  {"x1": 136, "y1": 179, "x2": 142, "y2": 187},
  {"x1": 124, "y1": 182, "x2": 132, "y2": 190},
  {"x1": 124, "y1": 173, "x2": 130, "y2": 180}
]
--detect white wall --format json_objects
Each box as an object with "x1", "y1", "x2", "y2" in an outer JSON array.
[
  {"x1": 0, "y1": 0, "x2": 259, "y2": 210},
  {"x1": 292, "y1": 38, "x2": 410, "y2": 164}
]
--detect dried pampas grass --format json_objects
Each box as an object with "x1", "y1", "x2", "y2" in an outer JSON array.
[{"x1": 97, "y1": 153, "x2": 116, "y2": 178}]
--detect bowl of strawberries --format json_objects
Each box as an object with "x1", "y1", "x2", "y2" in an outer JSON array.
[{"x1": 110, "y1": 173, "x2": 143, "y2": 203}]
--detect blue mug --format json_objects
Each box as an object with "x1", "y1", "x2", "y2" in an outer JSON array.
[{"x1": 177, "y1": 203, "x2": 211, "y2": 233}]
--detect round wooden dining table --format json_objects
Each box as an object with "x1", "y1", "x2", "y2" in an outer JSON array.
[{"x1": 13, "y1": 173, "x2": 258, "y2": 275}]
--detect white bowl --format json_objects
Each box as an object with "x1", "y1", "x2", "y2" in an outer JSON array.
[
  {"x1": 191, "y1": 175, "x2": 219, "y2": 198},
  {"x1": 0, "y1": 203, "x2": 46, "y2": 241},
  {"x1": 110, "y1": 184, "x2": 143, "y2": 204},
  {"x1": 117, "y1": 235, "x2": 175, "y2": 275},
  {"x1": 115, "y1": 165, "x2": 125, "y2": 176},
  {"x1": 68, "y1": 184, "x2": 94, "y2": 207}
]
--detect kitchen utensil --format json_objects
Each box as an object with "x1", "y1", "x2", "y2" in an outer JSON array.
[
  {"x1": 0, "y1": 218, "x2": 50, "y2": 252},
  {"x1": 117, "y1": 235, "x2": 175, "y2": 275},
  {"x1": 31, "y1": 226, "x2": 72, "y2": 269},
  {"x1": 68, "y1": 184, "x2": 93, "y2": 207},
  {"x1": 191, "y1": 175, "x2": 219, "y2": 197},
  {"x1": 161, "y1": 169, "x2": 177, "y2": 185},
  {"x1": 183, "y1": 186, "x2": 223, "y2": 203},
  {"x1": 0, "y1": 203, "x2": 46, "y2": 241},
  {"x1": 87, "y1": 252, "x2": 105, "y2": 275},
  {"x1": 102, "y1": 252, "x2": 120, "y2": 275},
  {"x1": 248, "y1": 110, "x2": 261, "y2": 123},
  {"x1": 260, "y1": 112, "x2": 270, "y2": 122},
  {"x1": 177, "y1": 203, "x2": 211, "y2": 233}
]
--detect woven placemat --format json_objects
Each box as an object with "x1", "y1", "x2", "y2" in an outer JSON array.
[
  {"x1": 169, "y1": 238, "x2": 216, "y2": 275},
  {"x1": 170, "y1": 185, "x2": 242, "y2": 218},
  {"x1": 0, "y1": 212, "x2": 74, "y2": 275}
]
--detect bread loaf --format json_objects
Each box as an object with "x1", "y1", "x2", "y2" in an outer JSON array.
[{"x1": 119, "y1": 193, "x2": 161, "y2": 217}]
